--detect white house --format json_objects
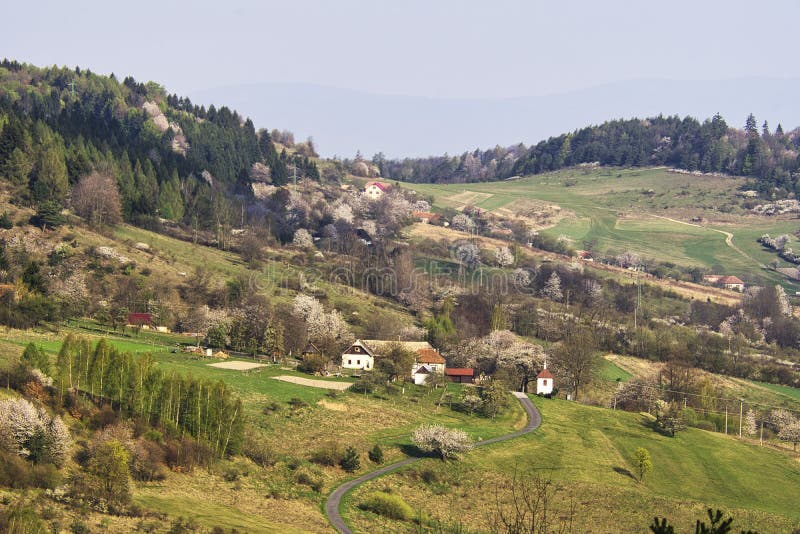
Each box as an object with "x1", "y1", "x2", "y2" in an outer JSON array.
[
  {"x1": 341, "y1": 340, "x2": 375, "y2": 371},
  {"x1": 536, "y1": 364, "x2": 554, "y2": 395},
  {"x1": 364, "y1": 181, "x2": 389, "y2": 200},
  {"x1": 411, "y1": 347, "x2": 446, "y2": 385},
  {"x1": 340, "y1": 339, "x2": 445, "y2": 383}
]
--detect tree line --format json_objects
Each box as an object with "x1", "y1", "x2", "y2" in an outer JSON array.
[
  {"x1": 374, "y1": 113, "x2": 800, "y2": 197},
  {"x1": 54, "y1": 335, "x2": 244, "y2": 457}
]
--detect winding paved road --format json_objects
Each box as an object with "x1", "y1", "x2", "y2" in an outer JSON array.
[{"x1": 325, "y1": 392, "x2": 542, "y2": 534}]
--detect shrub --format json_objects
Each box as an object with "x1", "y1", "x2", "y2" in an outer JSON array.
[
  {"x1": 164, "y1": 437, "x2": 214, "y2": 472},
  {"x1": 262, "y1": 401, "x2": 281, "y2": 415},
  {"x1": 411, "y1": 425, "x2": 473, "y2": 460},
  {"x1": 242, "y1": 434, "x2": 277, "y2": 467},
  {"x1": 287, "y1": 397, "x2": 309, "y2": 410},
  {"x1": 131, "y1": 439, "x2": 167, "y2": 482},
  {"x1": 310, "y1": 441, "x2": 343, "y2": 466},
  {"x1": 340, "y1": 446, "x2": 360, "y2": 472},
  {"x1": 368, "y1": 444, "x2": 384, "y2": 464},
  {"x1": 419, "y1": 466, "x2": 440, "y2": 485},
  {"x1": 294, "y1": 467, "x2": 323, "y2": 492},
  {"x1": 359, "y1": 491, "x2": 414, "y2": 521},
  {"x1": 0, "y1": 504, "x2": 47, "y2": 533}
]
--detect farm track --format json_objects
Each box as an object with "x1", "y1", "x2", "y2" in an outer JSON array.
[{"x1": 325, "y1": 392, "x2": 541, "y2": 533}]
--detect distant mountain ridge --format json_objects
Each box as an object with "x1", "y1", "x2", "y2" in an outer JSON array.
[{"x1": 191, "y1": 78, "x2": 800, "y2": 158}]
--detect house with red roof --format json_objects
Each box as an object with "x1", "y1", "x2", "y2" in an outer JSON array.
[
  {"x1": 412, "y1": 211, "x2": 440, "y2": 224},
  {"x1": 536, "y1": 364, "x2": 554, "y2": 395},
  {"x1": 364, "y1": 181, "x2": 390, "y2": 200},
  {"x1": 718, "y1": 275, "x2": 745, "y2": 292},
  {"x1": 340, "y1": 339, "x2": 446, "y2": 384}
]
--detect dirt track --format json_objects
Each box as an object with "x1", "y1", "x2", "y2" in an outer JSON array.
[{"x1": 272, "y1": 375, "x2": 352, "y2": 390}]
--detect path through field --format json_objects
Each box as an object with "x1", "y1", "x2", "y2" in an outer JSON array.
[
  {"x1": 325, "y1": 392, "x2": 541, "y2": 534},
  {"x1": 646, "y1": 214, "x2": 763, "y2": 267},
  {"x1": 272, "y1": 375, "x2": 353, "y2": 391}
]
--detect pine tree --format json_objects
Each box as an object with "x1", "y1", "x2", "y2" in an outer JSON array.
[
  {"x1": 31, "y1": 145, "x2": 68, "y2": 205},
  {"x1": 340, "y1": 446, "x2": 361, "y2": 472}
]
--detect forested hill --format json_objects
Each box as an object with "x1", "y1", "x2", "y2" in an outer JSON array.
[
  {"x1": 0, "y1": 60, "x2": 319, "y2": 233},
  {"x1": 374, "y1": 114, "x2": 800, "y2": 197}
]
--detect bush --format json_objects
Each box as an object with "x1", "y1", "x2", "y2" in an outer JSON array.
[
  {"x1": 359, "y1": 491, "x2": 414, "y2": 521},
  {"x1": 242, "y1": 434, "x2": 277, "y2": 467},
  {"x1": 262, "y1": 401, "x2": 281, "y2": 415},
  {"x1": 0, "y1": 504, "x2": 47, "y2": 533},
  {"x1": 368, "y1": 444, "x2": 384, "y2": 464},
  {"x1": 294, "y1": 467, "x2": 323, "y2": 492},
  {"x1": 287, "y1": 397, "x2": 308, "y2": 410},
  {"x1": 164, "y1": 437, "x2": 214, "y2": 472},
  {"x1": 340, "y1": 446, "x2": 360, "y2": 472},
  {"x1": 131, "y1": 439, "x2": 167, "y2": 481},
  {"x1": 310, "y1": 441, "x2": 343, "y2": 466}
]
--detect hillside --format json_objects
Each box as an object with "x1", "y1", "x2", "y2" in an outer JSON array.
[
  {"x1": 403, "y1": 166, "x2": 800, "y2": 286},
  {"x1": 344, "y1": 396, "x2": 800, "y2": 533},
  {"x1": 2, "y1": 59, "x2": 800, "y2": 534}
]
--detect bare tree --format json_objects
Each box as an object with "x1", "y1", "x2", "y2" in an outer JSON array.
[
  {"x1": 488, "y1": 471, "x2": 575, "y2": 534},
  {"x1": 71, "y1": 171, "x2": 123, "y2": 228},
  {"x1": 550, "y1": 326, "x2": 601, "y2": 401}
]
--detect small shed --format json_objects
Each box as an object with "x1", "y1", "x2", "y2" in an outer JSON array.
[
  {"x1": 536, "y1": 365, "x2": 554, "y2": 395},
  {"x1": 445, "y1": 368, "x2": 474, "y2": 384},
  {"x1": 413, "y1": 365, "x2": 431, "y2": 385},
  {"x1": 128, "y1": 313, "x2": 152, "y2": 327}
]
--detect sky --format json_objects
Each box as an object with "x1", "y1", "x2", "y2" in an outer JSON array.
[
  {"x1": 4, "y1": 0, "x2": 799, "y2": 99},
  {"x1": 4, "y1": 1, "x2": 800, "y2": 156}
]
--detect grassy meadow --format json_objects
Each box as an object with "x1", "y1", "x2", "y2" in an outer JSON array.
[
  {"x1": 344, "y1": 396, "x2": 800, "y2": 533},
  {"x1": 403, "y1": 167, "x2": 800, "y2": 286}
]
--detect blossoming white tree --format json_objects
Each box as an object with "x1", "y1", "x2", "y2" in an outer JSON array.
[{"x1": 412, "y1": 424, "x2": 473, "y2": 460}]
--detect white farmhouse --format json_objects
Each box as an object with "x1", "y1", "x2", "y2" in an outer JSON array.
[
  {"x1": 364, "y1": 181, "x2": 389, "y2": 200},
  {"x1": 341, "y1": 340, "x2": 375, "y2": 371}
]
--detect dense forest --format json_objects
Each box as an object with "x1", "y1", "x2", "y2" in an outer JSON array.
[
  {"x1": 0, "y1": 59, "x2": 319, "y2": 235},
  {"x1": 374, "y1": 114, "x2": 800, "y2": 197}
]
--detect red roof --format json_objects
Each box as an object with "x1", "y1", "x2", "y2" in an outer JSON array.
[
  {"x1": 537, "y1": 368, "x2": 554, "y2": 379},
  {"x1": 412, "y1": 211, "x2": 438, "y2": 219},
  {"x1": 719, "y1": 276, "x2": 744, "y2": 285},
  {"x1": 128, "y1": 313, "x2": 152, "y2": 325},
  {"x1": 366, "y1": 181, "x2": 389, "y2": 192},
  {"x1": 416, "y1": 348, "x2": 446, "y2": 365},
  {"x1": 445, "y1": 368, "x2": 474, "y2": 377}
]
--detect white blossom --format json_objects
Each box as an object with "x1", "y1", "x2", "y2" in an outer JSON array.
[
  {"x1": 494, "y1": 246, "x2": 514, "y2": 268},
  {"x1": 412, "y1": 424, "x2": 473, "y2": 459},
  {"x1": 293, "y1": 228, "x2": 314, "y2": 248}
]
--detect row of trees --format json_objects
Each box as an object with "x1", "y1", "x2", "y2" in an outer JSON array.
[
  {"x1": 375, "y1": 113, "x2": 800, "y2": 197},
  {"x1": 54, "y1": 335, "x2": 244, "y2": 456}
]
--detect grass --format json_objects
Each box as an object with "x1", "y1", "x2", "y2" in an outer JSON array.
[
  {"x1": 598, "y1": 357, "x2": 633, "y2": 382},
  {"x1": 344, "y1": 396, "x2": 800, "y2": 533},
  {"x1": 404, "y1": 167, "x2": 800, "y2": 287}
]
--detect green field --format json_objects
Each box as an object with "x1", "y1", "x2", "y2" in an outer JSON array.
[
  {"x1": 345, "y1": 396, "x2": 800, "y2": 533},
  {"x1": 404, "y1": 167, "x2": 800, "y2": 286}
]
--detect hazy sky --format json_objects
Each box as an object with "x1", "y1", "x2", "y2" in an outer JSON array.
[{"x1": 3, "y1": 0, "x2": 799, "y2": 99}]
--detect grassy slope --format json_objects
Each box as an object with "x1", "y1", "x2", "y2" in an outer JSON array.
[
  {"x1": 345, "y1": 397, "x2": 800, "y2": 533},
  {"x1": 0, "y1": 325, "x2": 525, "y2": 532},
  {"x1": 404, "y1": 167, "x2": 800, "y2": 286}
]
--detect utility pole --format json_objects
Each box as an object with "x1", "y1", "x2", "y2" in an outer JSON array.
[
  {"x1": 725, "y1": 405, "x2": 728, "y2": 434},
  {"x1": 739, "y1": 400, "x2": 743, "y2": 438},
  {"x1": 760, "y1": 418, "x2": 764, "y2": 446}
]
